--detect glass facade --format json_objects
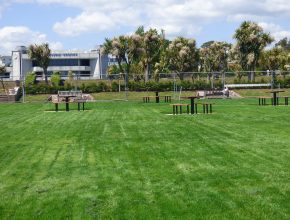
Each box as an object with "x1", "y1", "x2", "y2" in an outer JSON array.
[
  {"x1": 32, "y1": 59, "x2": 91, "y2": 67},
  {"x1": 80, "y1": 59, "x2": 90, "y2": 66},
  {"x1": 49, "y1": 59, "x2": 78, "y2": 66}
]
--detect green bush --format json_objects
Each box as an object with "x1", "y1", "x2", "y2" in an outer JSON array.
[
  {"x1": 98, "y1": 81, "x2": 109, "y2": 92},
  {"x1": 81, "y1": 82, "x2": 98, "y2": 93},
  {"x1": 64, "y1": 81, "x2": 73, "y2": 90},
  {"x1": 50, "y1": 72, "x2": 61, "y2": 86},
  {"x1": 25, "y1": 72, "x2": 36, "y2": 85},
  {"x1": 26, "y1": 76, "x2": 290, "y2": 94},
  {"x1": 111, "y1": 81, "x2": 120, "y2": 92}
]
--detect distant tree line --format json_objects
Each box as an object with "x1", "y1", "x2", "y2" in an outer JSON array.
[
  {"x1": 102, "y1": 21, "x2": 290, "y2": 83},
  {"x1": 26, "y1": 21, "x2": 290, "y2": 91}
]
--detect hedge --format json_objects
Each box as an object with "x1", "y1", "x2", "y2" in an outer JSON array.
[{"x1": 24, "y1": 77, "x2": 290, "y2": 94}]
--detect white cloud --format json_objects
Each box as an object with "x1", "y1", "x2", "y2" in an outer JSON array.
[
  {"x1": 0, "y1": 26, "x2": 63, "y2": 55},
  {"x1": 53, "y1": 12, "x2": 115, "y2": 36},
  {"x1": 53, "y1": 8, "x2": 142, "y2": 36},
  {"x1": 44, "y1": 0, "x2": 290, "y2": 38},
  {"x1": 259, "y1": 22, "x2": 290, "y2": 41},
  {"x1": 2, "y1": 0, "x2": 290, "y2": 42}
]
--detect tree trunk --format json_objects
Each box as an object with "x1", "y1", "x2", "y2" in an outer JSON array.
[
  {"x1": 43, "y1": 68, "x2": 48, "y2": 84},
  {"x1": 191, "y1": 74, "x2": 195, "y2": 83},
  {"x1": 247, "y1": 72, "x2": 251, "y2": 82},
  {"x1": 178, "y1": 72, "x2": 184, "y2": 81},
  {"x1": 125, "y1": 72, "x2": 129, "y2": 88},
  {"x1": 144, "y1": 64, "x2": 149, "y2": 82},
  {"x1": 154, "y1": 72, "x2": 160, "y2": 82},
  {"x1": 250, "y1": 71, "x2": 255, "y2": 82},
  {"x1": 207, "y1": 73, "x2": 212, "y2": 83}
]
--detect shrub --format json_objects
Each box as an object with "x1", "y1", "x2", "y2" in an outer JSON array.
[
  {"x1": 50, "y1": 72, "x2": 61, "y2": 86},
  {"x1": 111, "y1": 81, "x2": 120, "y2": 92},
  {"x1": 98, "y1": 81, "x2": 108, "y2": 92},
  {"x1": 64, "y1": 81, "x2": 73, "y2": 90},
  {"x1": 25, "y1": 72, "x2": 36, "y2": 85}
]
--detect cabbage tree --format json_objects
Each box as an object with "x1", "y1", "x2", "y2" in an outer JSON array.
[
  {"x1": 200, "y1": 41, "x2": 231, "y2": 81},
  {"x1": 102, "y1": 35, "x2": 143, "y2": 86},
  {"x1": 0, "y1": 66, "x2": 5, "y2": 76},
  {"x1": 28, "y1": 43, "x2": 51, "y2": 84},
  {"x1": 136, "y1": 27, "x2": 164, "y2": 82},
  {"x1": 233, "y1": 21, "x2": 273, "y2": 81},
  {"x1": 166, "y1": 37, "x2": 199, "y2": 80}
]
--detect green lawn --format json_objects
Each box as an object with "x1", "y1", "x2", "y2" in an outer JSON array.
[{"x1": 0, "y1": 98, "x2": 290, "y2": 219}]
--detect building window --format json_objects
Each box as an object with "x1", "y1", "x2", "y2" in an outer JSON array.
[
  {"x1": 80, "y1": 59, "x2": 90, "y2": 66},
  {"x1": 49, "y1": 59, "x2": 78, "y2": 66}
]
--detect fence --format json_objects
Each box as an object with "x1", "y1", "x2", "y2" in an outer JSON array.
[{"x1": 1, "y1": 70, "x2": 290, "y2": 102}]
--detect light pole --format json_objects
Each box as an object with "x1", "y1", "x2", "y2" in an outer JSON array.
[{"x1": 124, "y1": 54, "x2": 129, "y2": 101}]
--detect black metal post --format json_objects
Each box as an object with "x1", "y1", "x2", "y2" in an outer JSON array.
[
  {"x1": 190, "y1": 98, "x2": 195, "y2": 114},
  {"x1": 155, "y1": 92, "x2": 159, "y2": 103},
  {"x1": 65, "y1": 97, "x2": 69, "y2": 111},
  {"x1": 273, "y1": 92, "x2": 277, "y2": 106}
]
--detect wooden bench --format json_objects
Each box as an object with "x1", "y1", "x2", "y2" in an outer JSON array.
[
  {"x1": 75, "y1": 99, "x2": 86, "y2": 111},
  {"x1": 143, "y1": 95, "x2": 172, "y2": 103},
  {"x1": 171, "y1": 104, "x2": 190, "y2": 115},
  {"x1": 143, "y1": 96, "x2": 151, "y2": 103},
  {"x1": 258, "y1": 96, "x2": 271, "y2": 106},
  {"x1": 52, "y1": 99, "x2": 86, "y2": 112},
  {"x1": 198, "y1": 103, "x2": 214, "y2": 114},
  {"x1": 279, "y1": 96, "x2": 289, "y2": 105},
  {"x1": 164, "y1": 96, "x2": 171, "y2": 103}
]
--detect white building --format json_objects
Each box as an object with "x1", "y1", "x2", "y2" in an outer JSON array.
[{"x1": 10, "y1": 46, "x2": 109, "y2": 80}]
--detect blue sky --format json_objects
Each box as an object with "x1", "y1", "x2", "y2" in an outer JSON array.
[{"x1": 1, "y1": 0, "x2": 290, "y2": 55}]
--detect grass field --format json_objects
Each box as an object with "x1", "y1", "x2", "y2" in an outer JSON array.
[{"x1": 0, "y1": 97, "x2": 290, "y2": 219}]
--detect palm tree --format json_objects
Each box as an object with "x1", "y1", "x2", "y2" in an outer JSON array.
[
  {"x1": 166, "y1": 37, "x2": 199, "y2": 80},
  {"x1": 102, "y1": 35, "x2": 143, "y2": 86},
  {"x1": 233, "y1": 21, "x2": 273, "y2": 81},
  {"x1": 28, "y1": 43, "x2": 51, "y2": 83},
  {"x1": 200, "y1": 41, "x2": 231, "y2": 82},
  {"x1": 0, "y1": 66, "x2": 5, "y2": 76},
  {"x1": 136, "y1": 27, "x2": 164, "y2": 82},
  {"x1": 0, "y1": 66, "x2": 7, "y2": 94}
]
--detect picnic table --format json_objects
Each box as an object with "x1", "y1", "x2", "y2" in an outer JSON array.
[
  {"x1": 53, "y1": 91, "x2": 86, "y2": 111},
  {"x1": 267, "y1": 90, "x2": 285, "y2": 106},
  {"x1": 181, "y1": 96, "x2": 199, "y2": 114},
  {"x1": 258, "y1": 96, "x2": 271, "y2": 106},
  {"x1": 171, "y1": 104, "x2": 190, "y2": 114},
  {"x1": 142, "y1": 92, "x2": 171, "y2": 103}
]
